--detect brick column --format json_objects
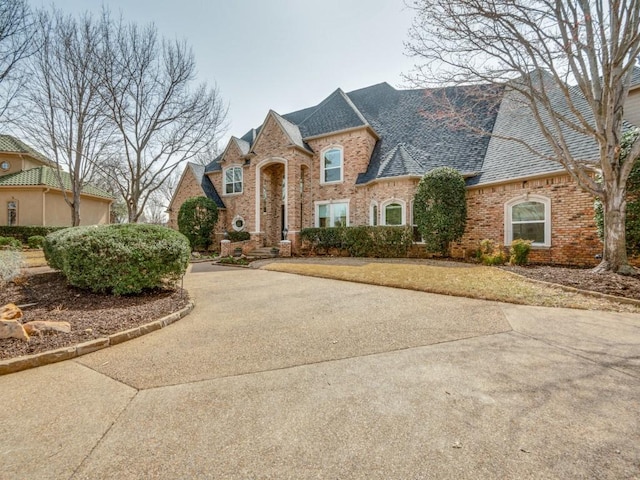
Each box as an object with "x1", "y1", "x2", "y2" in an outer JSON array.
[
  {"x1": 279, "y1": 240, "x2": 292, "y2": 257},
  {"x1": 220, "y1": 239, "x2": 232, "y2": 257}
]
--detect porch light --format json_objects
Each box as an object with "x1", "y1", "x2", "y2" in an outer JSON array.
[{"x1": 282, "y1": 226, "x2": 288, "y2": 240}]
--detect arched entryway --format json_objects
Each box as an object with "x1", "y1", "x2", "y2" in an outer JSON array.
[{"x1": 255, "y1": 159, "x2": 287, "y2": 246}]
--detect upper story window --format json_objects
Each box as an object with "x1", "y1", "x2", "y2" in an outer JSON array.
[
  {"x1": 505, "y1": 195, "x2": 551, "y2": 246},
  {"x1": 381, "y1": 200, "x2": 406, "y2": 226},
  {"x1": 224, "y1": 166, "x2": 243, "y2": 195},
  {"x1": 322, "y1": 147, "x2": 343, "y2": 184}
]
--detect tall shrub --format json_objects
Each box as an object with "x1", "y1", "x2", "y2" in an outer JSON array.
[
  {"x1": 413, "y1": 167, "x2": 467, "y2": 255},
  {"x1": 178, "y1": 197, "x2": 218, "y2": 251},
  {"x1": 44, "y1": 224, "x2": 190, "y2": 295}
]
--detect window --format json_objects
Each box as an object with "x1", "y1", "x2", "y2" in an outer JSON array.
[
  {"x1": 381, "y1": 200, "x2": 406, "y2": 226},
  {"x1": 7, "y1": 201, "x2": 17, "y2": 226},
  {"x1": 232, "y1": 215, "x2": 245, "y2": 232},
  {"x1": 316, "y1": 201, "x2": 349, "y2": 227},
  {"x1": 224, "y1": 166, "x2": 243, "y2": 194},
  {"x1": 505, "y1": 196, "x2": 551, "y2": 246},
  {"x1": 370, "y1": 202, "x2": 378, "y2": 226},
  {"x1": 322, "y1": 148, "x2": 343, "y2": 183}
]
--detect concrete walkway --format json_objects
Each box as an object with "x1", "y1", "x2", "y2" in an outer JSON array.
[{"x1": 1, "y1": 265, "x2": 639, "y2": 479}]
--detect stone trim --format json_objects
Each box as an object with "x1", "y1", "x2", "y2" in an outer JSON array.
[{"x1": 0, "y1": 301, "x2": 195, "y2": 376}]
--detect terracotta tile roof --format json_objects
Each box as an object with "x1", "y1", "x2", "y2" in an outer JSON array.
[{"x1": 0, "y1": 166, "x2": 113, "y2": 199}]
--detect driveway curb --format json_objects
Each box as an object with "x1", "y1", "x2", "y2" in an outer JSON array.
[{"x1": 0, "y1": 301, "x2": 195, "y2": 376}]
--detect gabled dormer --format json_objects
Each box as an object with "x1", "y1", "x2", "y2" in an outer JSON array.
[{"x1": 249, "y1": 110, "x2": 313, "y2": 157}]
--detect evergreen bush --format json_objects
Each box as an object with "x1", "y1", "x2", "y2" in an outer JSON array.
[
  {"x1": 478, "y1": 239, "x2": 506, "y2": 265},
  {"x1": 413, "y1": 167, "x2": 467, "y2": 255},
  {"x1": 178, "y1": 197, "x2": 218, "y2": 251},
  {"x1": 300, "y1": 226, "x2": 413, "y2": 257},
  {"x1": 226, "y1": 231, "x2": 250, "y2": 242},
  {"x1": 44, "y1": 224, "x2": 190, "y2": 295},
  {"x1": 0, "y1": 236, "x2": 22, "y2": 250},
  {"x1": 509, "y1": 239, "x2": 532, "y2": 265},
  {"x1": 27, "y1": 235, "x2": 46, "y2": 249},
  {"x1": 0, "y1": 250, "x2": 24, "y2": 285}
]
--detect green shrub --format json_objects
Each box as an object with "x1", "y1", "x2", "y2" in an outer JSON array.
[
  {"x1": 478, "y1": 239, "x2": 506, "y2": 266},
  {"x1": 226, "y1": 231, "x2": 250, "y2": 242},
  {"x1": 44, "y1": 224, "x2": 190, "y2": 295},
  {"x1": 300, "y1": 226, "x2": 413, "y2": 258},
  {"x1": 178, "y1": 197, "x2": 218, "y2": 251},
  {"x1": 0, "y1": 236, "x2": 22, "y2": 250},
  {"x1": 0, "y1": 226, "x2": 66, "y2": 243},
  {"x1": 0, "y1": 250, "x2": 24, "y2": 285},
  {"x1": 413, "y1": 167, "x2": 467, "y2": 255},
  {"x1": 509, "y1": 239, "x2": 532, "y2": 265},
  {"x1": 27, "y1": 235, "x2": 46, "y2": 249}
]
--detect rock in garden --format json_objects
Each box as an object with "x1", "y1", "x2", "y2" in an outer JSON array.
[
  {"x1": 23, "y1": 321, "x2": 71, "y2": 336},
  {"x1": 0, "y1": 319, "x2": 29, "y2": 341},
  {"x1": 1, "y1": 303, "x2": 23, "y2": 321}
]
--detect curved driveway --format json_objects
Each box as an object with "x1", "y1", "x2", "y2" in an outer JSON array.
[{"x1": 1, "y1": 264, "x2": 639, "y2": 479}]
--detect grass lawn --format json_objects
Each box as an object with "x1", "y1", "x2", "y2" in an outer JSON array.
[{"x1": 263, "y1": 261, "x2": 640, "y2": 312}]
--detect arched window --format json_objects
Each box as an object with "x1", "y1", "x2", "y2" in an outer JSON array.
[
  {"x1": 224, "y1": 166, "x2": 243, "y2": 194},
  {"x1": 321, "y1": 147, "x2": 343, "y2": 184},
  {"x1": 505, "y1": 195, "x2": 551, "y2": 246},
  {"x1": 381, "y1": 199, "x2": 406, "y2": 226}
]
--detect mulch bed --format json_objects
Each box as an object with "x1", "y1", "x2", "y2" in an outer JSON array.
[
  {"x1": 1, "y1": 271, "x2": 189, "y2": 361},
  {"x1": 502, "y1": 265, "x2": 640, "y2": 301}
]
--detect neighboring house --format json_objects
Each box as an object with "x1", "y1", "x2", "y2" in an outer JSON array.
[
  {"x1": 0, "y1": 135, "x2": 112, "y2": 227},
  {"x1": 169, "y1": 69, "x2": 640, "y2": 266}
]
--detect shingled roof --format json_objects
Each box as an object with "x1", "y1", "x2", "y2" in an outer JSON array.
[
  {"x1": 0, "y1": 166, "x2": 112, "y2": 199},
  {"x1": 188, "y1": 163, "x2": 225, "y2": 208},
  {"x1": 209, "y1": 68, "x2": 640, "y2": 187}
]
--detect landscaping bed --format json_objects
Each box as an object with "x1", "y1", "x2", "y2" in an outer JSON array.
[
  {"x1": 1, "y1": 271, "x2": 189, "y2": 360},
  {"x1": 502, "y1": 265, "x2": 640, "y2": 300}
]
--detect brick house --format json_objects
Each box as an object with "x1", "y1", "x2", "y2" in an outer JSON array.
[
  {"x1": 169, "y1": 70, "x2": 640, "y2": 266},
  {"x1": 0, "y1": 135, "x2": 112, "y2": 226}
]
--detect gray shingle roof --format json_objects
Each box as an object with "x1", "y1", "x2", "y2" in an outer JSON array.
[
  {"x1": 188, "y1": 163, "x2": 225, "y2": 208},
  {"x1": 469, "y1": 75, "x2": 600, "y2": 186},
  {"x1": 213, "y1": 70, "x2": 634, "y2": 187}
]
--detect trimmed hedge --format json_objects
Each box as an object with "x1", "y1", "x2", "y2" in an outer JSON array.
[
  {"x1": 44, "y1": 224, "x2": 190, "y2": 295},
  {"x1": 27, "y1": 235, "x2": 46, "y2": 249},
  {"x1": 0, "y1": 236, "x2": 22, "y2": 250},
  {"x1": 178, "y1": 197, "x2": 218, "y2": 251},
  {"x1": 226, "y1": 231, "x2": 250, "y2": 242},
  {"x1": 300, "y1": 226, "x2": 413, "y2": 258},
  {"x1": 0, "y1": 226, "x2": 67, "y2": 243}
]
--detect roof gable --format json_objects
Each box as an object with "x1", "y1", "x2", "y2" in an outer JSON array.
[
  {"x1": 250, "y1": 110, "x2": 312, "y2": 155},
  {"x1": 298, "y1": 88, "x2": 372, "y2": 138}
]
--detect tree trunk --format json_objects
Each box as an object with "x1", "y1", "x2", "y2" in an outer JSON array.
[{"x1": 594, "y1": 193, "x2": 635, "y2": 275}]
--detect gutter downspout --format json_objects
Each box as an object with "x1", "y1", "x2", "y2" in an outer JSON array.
[{"x1": 42, "y1": 188, "x2": 50, "y2": 226}]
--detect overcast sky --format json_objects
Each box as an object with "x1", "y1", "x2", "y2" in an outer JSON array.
[{"x1": 28, "y1": 0, "x2": 418, "y2": 144}]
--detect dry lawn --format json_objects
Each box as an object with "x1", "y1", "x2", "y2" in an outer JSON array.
[{"x1": 263, "y1": 262, "x2": 640, "y2": 313}]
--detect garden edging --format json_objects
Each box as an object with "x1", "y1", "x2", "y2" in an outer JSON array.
[
  {"x1": 0, "y1": 300, "x2": 195, "y2": 376},
  {"x1": 500, "y1": 269, "x2": 640, "y2": 307}
]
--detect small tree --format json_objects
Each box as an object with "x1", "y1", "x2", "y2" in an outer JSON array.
[
  {"x1": 177, "y1": 197, "x2": 218, "y2": 251},
  {"x1": 595, "y1": 129, "x2": 640, "y2": 256},
  {"x1": 413, "y1": 166, "x2": 467, "y2": 255}
]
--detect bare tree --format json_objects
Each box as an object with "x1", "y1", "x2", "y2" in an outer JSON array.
[
  {"x1": 19, "y1": 9, "x2": 113, "y2": 226},
  {"x1": 96, "y1": 16, "x2": 227, "y2": 223},
  {"x1": 0, "y1": 0, "x2": 34, "y2": 120},
  {"x1": 405, "y1": 0, "x2": 640, "y2": 274}
]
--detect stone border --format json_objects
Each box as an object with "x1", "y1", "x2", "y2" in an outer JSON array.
[
  {"x1": 0, "y1": 301, "x2": 195, "y2": 376},
  {"x1": 500, "y1": 269, "x2": 640, "y2": 307}
]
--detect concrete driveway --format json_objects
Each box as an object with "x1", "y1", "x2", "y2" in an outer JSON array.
[{"x1": 1, "y1": 265, "x2": 639, "y2": 479}]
